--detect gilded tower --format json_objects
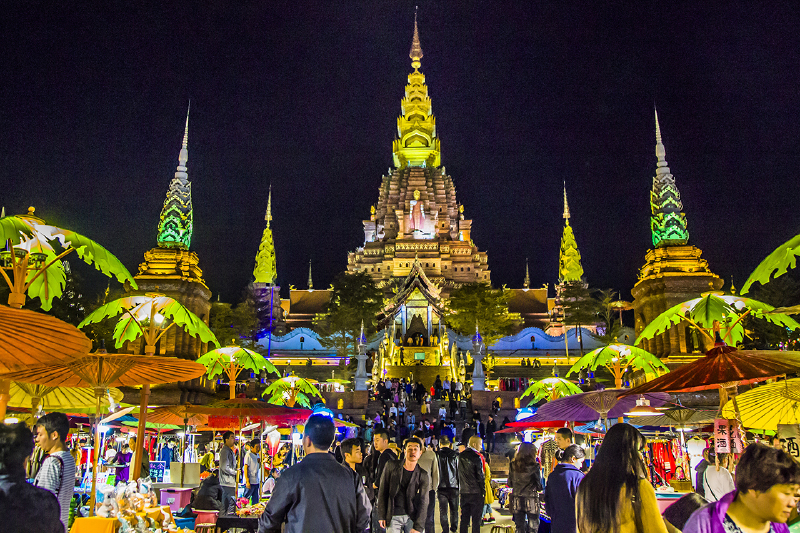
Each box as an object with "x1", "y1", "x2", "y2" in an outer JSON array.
[
  {"x1": 631, "y1": 109, "x2": 722, "y2": 359},
  {"x1": 251, "y1": 185, "x2": 285, "y2": 335},
  {"x1": 135, "y1": 105, "x2": 212, "y2": 369},
  {"x1": 347, "y1": 15, "x2": 490, "y2": 295}
]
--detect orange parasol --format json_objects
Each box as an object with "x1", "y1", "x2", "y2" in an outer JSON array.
[
  {"x1": 144, "y1": 405, "x2": 208, "y2": 427},
  {"x1": 0, "y1": 305, "x2": 92, "y2": 418},
  {"x1": 0, "y1": 351, "x2": 205, "y2": 514}
]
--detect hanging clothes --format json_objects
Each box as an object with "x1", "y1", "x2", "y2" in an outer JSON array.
[{"x1": 539, "y1": 439, "x2": 559, "y2": 479}]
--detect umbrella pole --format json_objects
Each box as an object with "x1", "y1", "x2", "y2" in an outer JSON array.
[
  {"x1": 0, "y1": 379, "x2": 10, "y2": 420},
  {"x1": 132, "y1": 383, "x2": 150, "y2": 480},
  {"x1": 180, "y1": 417, "x2": 187, "y2": 488},
  {"x1": 89, "y1": 390, "x2": 102, "y2": 516}
]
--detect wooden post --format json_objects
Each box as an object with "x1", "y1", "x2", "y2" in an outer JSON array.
[{"x1": 131, "y1": 384, "x2": 150, "y2": 480}]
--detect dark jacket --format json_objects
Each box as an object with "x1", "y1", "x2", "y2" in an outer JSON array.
[
  {"x1": 543, "y1": 463, "x2": 583, "y2": 533},
  {"x1": 695, "y1": 459, "x2": 708, "y2": 499},
  {"x1": 457, "y1": 448, "x2": 485, "y2": 496},
  {"x1": 192, "y1": 474, "x2": 228, "y2": 514},
  {"x1": 0, "y1": 474, "x2": 63, "y2": 533},
  {"x1": 509, "y1": 459, "x2": 543, "y2": 497},
  {"x1": 377, "y1": 460, "x2": 431, "y2": 532},
  {"x1": 258, "y1": 452, "x2": 371, "y2": 533},
  {"x1": 372, "y1": 448, "x2": 397, "y2": 496},
  {"x1": 486, "y1": 419, "x2": 497, "y2": 436},
  {"x1": 437, "y1": 447, "x2": 459, "y2": 490}
]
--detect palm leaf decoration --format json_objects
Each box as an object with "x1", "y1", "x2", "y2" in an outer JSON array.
[
  {"x1": 198, "y1": 346, "x2": 278, "y2": 399},
  {"x1": 636, "y1": 294, "x2": 800, "y2": 347},
  {"x1": 262, "y1": 375, "x2": 322, "y2": 408},
  {"x1": 79, "y1": 294, "x2": 219, "y2": 350},
  {"x1": 567, "y1": 344, "x2": 669, "y2": 388},
  {"x1": 742, "y1": 233, "x2": 800, "y2": 294},
  {"x1": 0, "y1": 214, "x2": 137, "y2": 310},
  {"x1": 521, "y1": 377, "x2": 583, "y2": 405}
]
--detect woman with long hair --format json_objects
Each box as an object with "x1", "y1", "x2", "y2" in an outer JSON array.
[
  {"x1": 576, "y1": 423, "x2": 675, "y2": 533},
  {"x1": 509, "y1": 442, "x2": 542, "y2": 533}
]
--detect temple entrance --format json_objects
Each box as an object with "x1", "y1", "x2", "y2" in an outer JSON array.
[{"x1": 405, "y1": 314, "x2": 428, "y2": 346}]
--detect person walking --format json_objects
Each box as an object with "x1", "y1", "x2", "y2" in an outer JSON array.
[
  {"x1": 485, "y1": 415, "x2": 497, "y2": 453},
  {"x1": 413, "y1": 431, "x2": 439, "y2": 533},
  {"x1": 368, "y1": 428, "x2": 397, "y2": 533},
  {"x1": 543, "y1": 444, "x2": 584, "y2": 533},
  {"x1": 258, "y1": 415, "x2": 371, "y2": 533},
  {"x1": 443, "y1": 377, "x2": 451, "y2": 400},
  {"x1": 33, "y1": 413, "x2": 77, "y2": 533},
  {"x1": 458, "y1": 435, "x2": 486, "y2": 533},
  {"x1": 243, "y1": 439, "x2": 261, "y2": 505},
  {"x1": 342, "y1": 438, "x2": 363, "y2": 473},
  {"x1": 437, "y1": 436, "x2": 459, "y2": 533},
  {"x1": 1, "y1": 423, "x2": 64, "y2": 533},
  {"x1": 219, "y1": 431, "x2": 238, "y2": 514},
  {"x1": 377, "y1": 437, "x2": 431, "y2": 533},
  {"x1": 576, "y1": 423, "x2": 676, "y2": 533},
  {"x1": 701, "y1": 450, "x2": 735, "y2": 502},
  {"x1": 508, "y1": 442, "x2": 542, "y2": 533},
  {"x1": 684, "y1": 442, "x2": 800, "y2": 533}
]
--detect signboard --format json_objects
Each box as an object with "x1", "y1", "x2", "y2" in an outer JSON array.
[
  {"x1": 714, "y1": 419, "x2": 743, "y2": 454},
  {"x1": 777, "y1": 424, "x2": 800, "y2": 461},
  {"x1": 149, "y1": 460, "x2": 166, "y2": 483},
  {"x1": 414, "y1": 352, "x2": 425, "y2": 360}
]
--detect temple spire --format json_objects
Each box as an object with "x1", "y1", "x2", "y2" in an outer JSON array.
[
  {"x1": 559, "y1": 184, "x2": 584, "y2": 283},
  {"x1": 410, "y1": 10, "x2": 423, "y2": 67},
  {"x1": 156, "y1": 103, "x2": 194, "y2": 250},
  {"x1": 253, "y1": 185, "x2": 277, "y2": 284},
  {"x1": 523, "y1": 258, "x2": 530, "y2": 289},
  {"x1": 649, "y1": 108, "x2": 689, "y2": 247},
  {"x1": 307, "y1": 260, "x2": 314, "y2": 290}
]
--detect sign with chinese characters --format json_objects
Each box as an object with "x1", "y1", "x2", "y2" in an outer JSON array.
[
  {"x1": 714, "y1": 419, "x2": 744, "y2": 454},
  {"x1": 777, "y1": 425, "x2": 800, "y2": 461},
  {"x1": 149, "y1": 460, "x2": 166, "y2": 483}
]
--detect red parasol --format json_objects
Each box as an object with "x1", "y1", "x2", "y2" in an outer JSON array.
[
  {"x1": 495, "y1": 419, "x2": 569, "y2": 434},
  {"x1": 623, "y1": 345, "x2": 800, "y2": 396}
]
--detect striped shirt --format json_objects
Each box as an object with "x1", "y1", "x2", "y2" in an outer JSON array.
[{"x1": 34, "y1": 451, "x2": 76, "y2": 532}]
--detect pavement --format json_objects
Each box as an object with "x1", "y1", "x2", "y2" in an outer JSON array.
[{"x1": 427, "y1": 499, "x2": 517, "y2": 533}]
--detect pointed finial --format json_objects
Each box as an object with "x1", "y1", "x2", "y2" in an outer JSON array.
[
  {"x1": 409, "y1": 8, "x2": 423, "y2": 67},
  {"x1": 563, "y1": 182, "x2": 571, "y2": 221},
  {"x1": 265, "y1": 185, "x2": 272, "y2": 228},
  {"x1": 730, "y1": 275, "x2": 737, "y2": 295},
  {"x1": 178, "y1": 102, "x2": 190, "y2": 169},
  {"x1": 308, "y1": 260, "x2": 313, "y2": 290},
  {"x1": 523, "y1": 258, "x2": 530, "y2": 289},
  {"x1": 1, "y1": 207, "x2": 5, "y2": 218},
  {"x1": 654, "y1": 106, "x2": 669, "y2": 171}
]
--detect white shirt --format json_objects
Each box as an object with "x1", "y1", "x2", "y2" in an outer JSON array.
[
  {"x1": 703, "y1": 466, "x2": 735, "y2": 502},
  {"x1": 455, "y1": 382, "x2": 463, "y2": 391},
  {"x1": 439, "y1": 407, "x2": 447, "y2": 418}
]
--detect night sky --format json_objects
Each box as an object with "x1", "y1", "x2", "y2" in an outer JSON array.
[{"x1": 2, "y1": 2, "x2": 799, "y2": 304}]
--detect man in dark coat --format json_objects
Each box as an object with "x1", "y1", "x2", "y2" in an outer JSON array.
[
  {"x1": 377, "y1": 437, "x2": 430, "y2": 533},
  {"x1": 458, "y1": 435, "x2": 486, "y2": 533},
  {"x1": 258, "y1": 415, "x2": 371, "y2": 533},
  {"x1": 366, "y1": 428, "x2": 397, "y2": 533},
  {"x1": 543, "y1": 444, "x2": 585, "y2": 533},
  {"x1": 0, "y1": 423, "x2": 63, "y2": 533},
  {"x1": 437, "y1": 435, "x2": 460, "y2": 533}
]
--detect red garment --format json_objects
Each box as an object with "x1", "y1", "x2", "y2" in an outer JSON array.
[{"x1": 651, "y1": 441, "x2": 676, "y2": 483}]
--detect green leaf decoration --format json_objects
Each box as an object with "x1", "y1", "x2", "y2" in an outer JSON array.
[
  {"x1": 50, "y1": 227, "x2": 138, "y2": 289},
  {"x1": 79, "y1": 295, "x2": 220, "y2": 348},
  {"x1": 261, "y1": 376, "x2": 322, "y2": 407},
  {"x1": 567, "y1": 344, "x2": 669, "y2": 378},
  {"x1": 24, "y1": 248, "x2": 65, "y2": 311},
  {"x1": 0, "y1": 215, "x2": 35, "y2": 246},
  {"x1": 521, "y1": 377, "x2": 582, "y2": 406},
  {"x1": 197, "y1": 347, "x2": 278, "y2": 380},
  {"x1": 742, "y1": 233, "x2": 800, "y2": 294}
]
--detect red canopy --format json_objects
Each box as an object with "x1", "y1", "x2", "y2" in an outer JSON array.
[{"x1": 495, "y1": 419, "x2": 569, "y2": 433}]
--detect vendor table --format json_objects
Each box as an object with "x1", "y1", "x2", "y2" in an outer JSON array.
[
  {"x1": 215, "y1": 515, "x2": 259, "y2": 532},
  {"x1": 70, "y1": 517, "x2": 118, "y2": 533},
  {"x1": 655, "y1": 491, "x2": 685, "y2": 513}
]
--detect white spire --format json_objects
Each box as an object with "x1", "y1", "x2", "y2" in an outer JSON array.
[
  {"x1": 655, "y1": 106, "x2": 670, "y2": 175},
  {"x1": 563, "y1": 182, "x2": 571, "y2": 221},
  {"x1": 177, "y1": 102, "x2": 190, "y2": 173},
  {"x1": 308, "y1": 259, "x2": 313, "y2": 290},
  {"x1": 265, "y1": 184, "x2": 272, "y2": 228},
  {"x1": 523, "y1": 258, "x2": 530, "y2": 289}
]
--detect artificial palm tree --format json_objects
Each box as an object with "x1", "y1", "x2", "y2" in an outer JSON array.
[{"x1": 197, "y1": 345, "x2": 278, "y2": 399}]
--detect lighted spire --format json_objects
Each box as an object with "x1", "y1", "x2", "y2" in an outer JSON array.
[
  {"x1": 253, "y1": 186, "x2": 277, "y2": 284},
  {"x1": 650, "y1": 108, "x2": 689, "y2": 247},
  {"x1": 559, "y1": 185, "x2": 584, "y2": 283},
  {"x1": 156, "y1": 103, "x2": 193, "y2": 250},
  {"x1": 307, "y1": 260, "x2": 314, "y2": 290},
  {"x1": 392, "y1": 12, "x2": 441, "y2": 168},
  {"x1": 523, "y1": 258, "x2": 530, "y2": 289}
]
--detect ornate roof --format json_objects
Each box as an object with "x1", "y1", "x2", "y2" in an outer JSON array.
[
  {"x1": 378, "y1": 257, "x2": 445, "y2": 324},
  {"x1": 650, "y1": 108, "x2": 689, "y2": 247},
  {"x1": 157, "y1": 104, "x2": 193, "y2": 250}
]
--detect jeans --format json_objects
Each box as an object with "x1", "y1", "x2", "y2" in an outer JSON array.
[
  {"x1": 437, "y1": 488, "x2": 459, "y2": 532},
  {"x1": 459, "y1": 492, "x2": 483, "y2": 533},
  {"x1": 243, "y1": 482, "x2": 259, "y2": 505},
  {"x1": 388, "y1": 514, "x2": 416, "y2": 533},
  {"x1": 425, "y1": 490, "x2": 435, "y2": 533},
  {"x1": 513, "y1": 511, "x2": 541, "y2": 533}
]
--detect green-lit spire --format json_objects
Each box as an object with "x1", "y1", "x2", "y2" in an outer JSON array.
[
  {"x1": 253, "y1": 185, "x2": 277, "y2": 284},
  {"x1": 157, "y1": 104, "x2": 193, "y2": 249},
  {"x1": 650, "y1": 108, "x2": 689, "y2": 247},
  {"x1": 559, "y1": 184, "x2": 584, "y2": 282}
]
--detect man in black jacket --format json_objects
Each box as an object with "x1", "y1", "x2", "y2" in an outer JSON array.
[
  {"x1": 258, "y1": 415, "x2": 371, "y2": 533},
  {"x1": 458, "y1": 435, "x2": 485, "y2": 533},
  {"x1": 437, "y1": 435, "x2": 459, "y2": 533},
  {"x1": 377, "y1": 437, "x2": 430, "y2": 533},
  {"x1": 366, "y1": 429, "x2": 396, "y2": 533}
]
